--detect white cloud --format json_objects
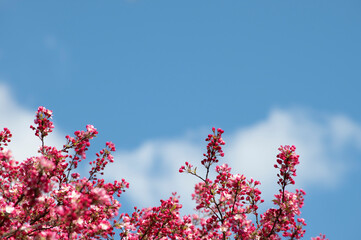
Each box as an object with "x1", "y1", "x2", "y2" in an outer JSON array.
[
  {"x1": 103, "y1": 138, "x2": 203, "y2": 213},
  {"x1": 0, "y1": 83, "x2": 65, "y2": 161},
  {"x1": 104, "y1": 108, "x2": 360, "y2": 214}
]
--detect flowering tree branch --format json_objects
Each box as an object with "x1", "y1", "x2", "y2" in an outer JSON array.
[{"x1": 0, "y1": 107, "x2": 327, "y2": 240}]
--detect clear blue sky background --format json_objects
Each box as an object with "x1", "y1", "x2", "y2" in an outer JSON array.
[{"x1": 1, "y1": 0, "x2": 361, "y2": 239}]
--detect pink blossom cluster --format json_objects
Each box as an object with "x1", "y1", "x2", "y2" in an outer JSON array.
[
  {"x1": 274, "y1": 145, "x2": 300, "y2": 186},
  {"x1": 0, "y1": 107, "x2": 327, "y2": 239},
  {"x1": 0, "y1": 107, "x2": 128, "y2": 239},
  {"x1": 179, "y1": 127, "x2": 225, "y2": 179},
  {"x1": 0, "y1": 128, "x2": 12, "y2": 151},
  {"x1": 65, "y1": 124, "x2": 99, "y2": 160},
  {"x1": 117, "y1": 193, "x2": 198, "y2": 239},
  {"x1": 119, "y1": 127, "x2": 326, "y2": 240},
  {"x1": 88, "y1": 141, "x2": 126, "y2": 190},
  {"x1": 202, "y1": 127, "x2": 225, "y2": 165},
  {"x1": 30, "y1": 106, "x2": 55, "y2": 139}
]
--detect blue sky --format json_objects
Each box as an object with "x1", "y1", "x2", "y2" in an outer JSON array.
[{"x1": 1, "y1": 0, "x2": 361, "y2": 238}]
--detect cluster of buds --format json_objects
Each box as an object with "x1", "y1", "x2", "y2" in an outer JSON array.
[
  {"x1": 0, "y1": 128, "x2": 12, "y2": 151},
  {"x1": 30, "y1": 106, "x2": 54, "y2": 138},
  {"x1": 178, "y1": 161, "x2": 193, "y2": 173},
  {"x1": 274, "y1": 145, "x2": 300, "y2": 186},
  {"x1": 64, "y1": 124, "x2": 99, "y2": 161},
  {"x1": 202, "y1": 127, "x2": 225, "y2": 166},
  {"x1": 88, "y1": 141, "x2": 117, "y2": 181}
]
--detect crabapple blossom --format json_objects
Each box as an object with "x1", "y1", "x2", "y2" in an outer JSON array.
[
  {"x1": 0, "y1": 107, "x2": 128, "y2": 239},
  {"x1": 30, "y1": 106, "x2": 54, "y2": 139},
  {"x1": 1, "y1": 107, "x2": 326, "y2": 239},
  {"x1": 0, "y1": 128, "x2": 12, "y2": 151},
  {"x1": 177, "y1": 129, "x2": 324, "y2": 240}
]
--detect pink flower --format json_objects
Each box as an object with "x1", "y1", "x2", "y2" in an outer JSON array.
[{"x1": 5, "y1": 206, "x2": 14, "y2": 214}]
